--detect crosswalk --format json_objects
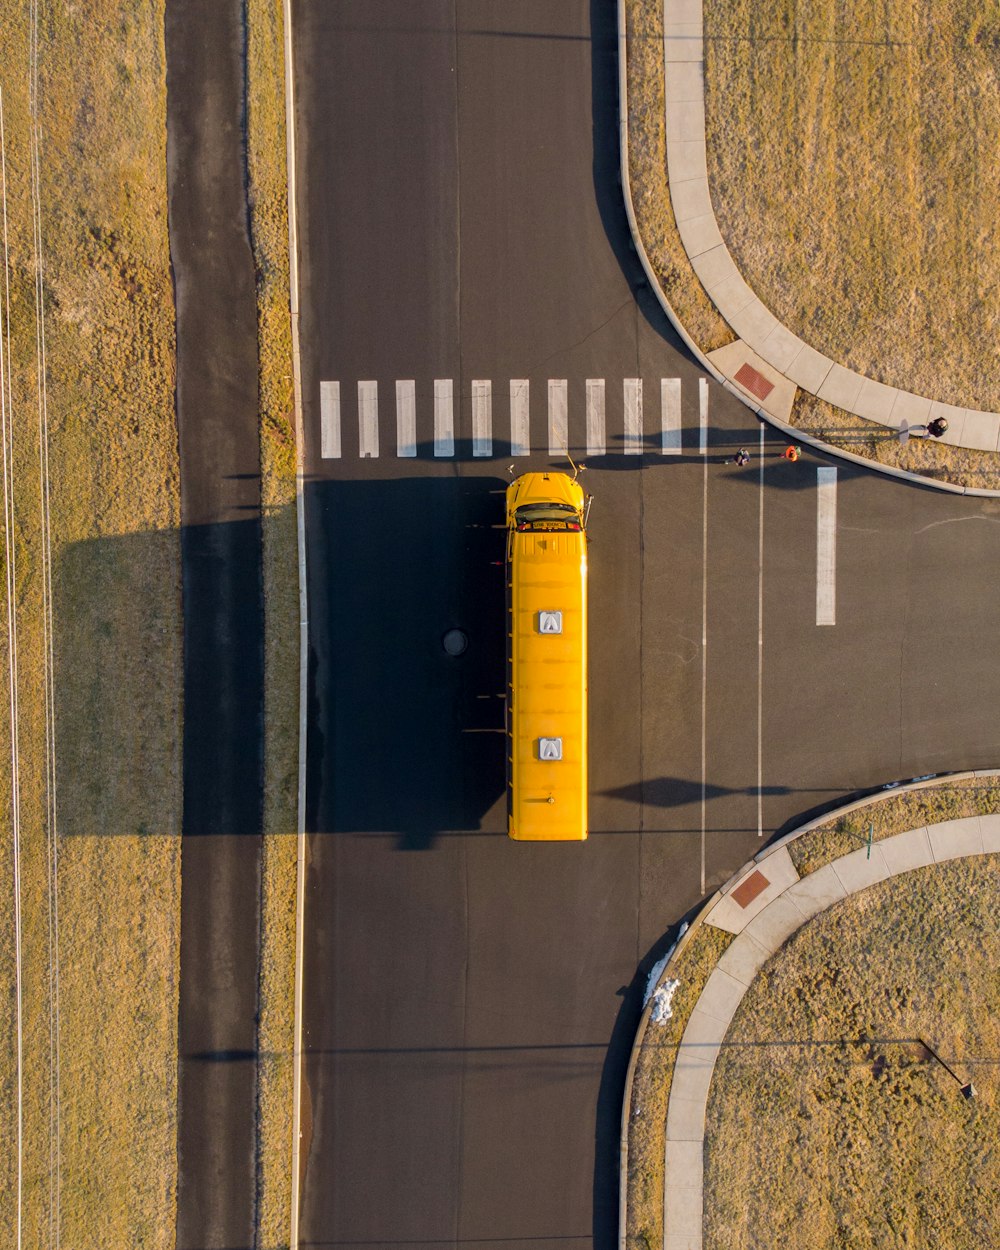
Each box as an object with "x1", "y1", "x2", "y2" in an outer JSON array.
[{"x1": 318, "y1": 376, "x2": 697, "y2": 460}]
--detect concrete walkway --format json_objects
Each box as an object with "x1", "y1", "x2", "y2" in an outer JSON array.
[
  {"x1": 657, "y1": 0, "x2": 1000, "y2": 453},
  {"x1": 660, "y1": 813, "x2": 1000, "y2": 1250}
]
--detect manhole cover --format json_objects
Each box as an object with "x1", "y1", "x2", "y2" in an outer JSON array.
[{"x1": 442, "y1": 629, "x2": 468, "y2": 656}]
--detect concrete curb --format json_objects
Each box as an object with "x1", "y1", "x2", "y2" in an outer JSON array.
[
  {"x1": 616, "y1": 770, "x2": 1000, "y2": 1250},
  {"x1": 616, "y1": 1, "x2": 1000, "y2": 498}
]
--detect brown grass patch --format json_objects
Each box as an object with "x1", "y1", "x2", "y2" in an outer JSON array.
[
  {"x1": 704, "y1": 855, "x2": 1000, "y2": 1249},
  {"x1": 705, "y1": 0, "x2": 1000, "y2": 412}
]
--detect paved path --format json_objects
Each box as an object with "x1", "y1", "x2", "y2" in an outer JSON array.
[
  {"x1": 657, "y1": 810, "x2": 1000, "y2": 1250},
  {"x1": 632, "y1": 0, "x2": 1000, "y2": 454}
]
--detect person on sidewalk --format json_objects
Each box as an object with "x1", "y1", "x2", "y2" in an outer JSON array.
[
  {"x1": 926, "y1": 416, "x2": 949, "y2": 438},
  {"x1": 783, "y1": 445, "x2": 801, "y2": 462},
  {"x1": 734, "y1": 447, "x2": 750, "y2": 466}
]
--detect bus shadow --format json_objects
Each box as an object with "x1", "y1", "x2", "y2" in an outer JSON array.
[{"x1": 304, "y1": 475, "x2": 509, "y2": 848}]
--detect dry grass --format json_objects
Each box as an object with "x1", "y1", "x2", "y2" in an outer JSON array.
[
  {"x1": 789, "y1": 775, "x2": 1000, "y2": 876},
  {"x1": 624, "y1": 0, "x2": 1000, "y2": 485},
  {"x1": 706, "y1": 0, "x2": 1000, "y2": 413},
  {"x1": 245, "y1": 1, "x2": 298, "y2": 1246},
  {"x1": 625, "y1": 924, "x2": 734, "y2": 1250},
  {"x1": 704, "y1": 855, "x2": 1000, "y2": 1249},
  {"x1": 625, "y1": 1, "x2": 735, "y2": 351},
  {"x1": 0, "y1": 1, "x2": 181, "y2": 1246}
]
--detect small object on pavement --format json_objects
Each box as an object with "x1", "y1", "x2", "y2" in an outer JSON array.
[{"x1": 783, "y1": 445, "x2": 802, "y2": 462}]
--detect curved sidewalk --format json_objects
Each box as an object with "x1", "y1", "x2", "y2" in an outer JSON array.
[
  {"x1": 659, "y1": 812, "x2": 1000, "y2": 1250},
  {"x1": 655, "y1": 0, "x2": 1000, "y2": 454}
]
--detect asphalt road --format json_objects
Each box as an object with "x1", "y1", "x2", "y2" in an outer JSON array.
[
  {"x1": 291, "y1": 2, "x2": 1000, "y2": 1247},
  {"x1": 166, "y1": 1, "x2": 264, "y2": 1246}
]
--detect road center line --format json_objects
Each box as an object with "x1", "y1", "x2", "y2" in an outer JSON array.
[
  {"x1": 700, "y1": 378, "x2": 709, "y2": 893},
  {"x1": 816, "y1": 466, "x2": 838, "y2": 626},
  {"x1": 757, "y1": 421, "x2": 765, "y2": 837}
]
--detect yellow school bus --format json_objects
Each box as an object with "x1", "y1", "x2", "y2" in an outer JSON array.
[{"x1": 505, "y1": 471, "x2": 589, "y2": 841}]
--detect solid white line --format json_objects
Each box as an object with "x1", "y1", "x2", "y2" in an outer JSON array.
[
  {"x1": 699, "y1": 377, "x2": 708, "y2": 455},
  {"x1": 283, "y1": 0, "x2": 310, "y2": 1236},
  {"x1": 509, "y1": 379, "x2": 530, "y2": 456},
  {"x1": 357, "y1": 380, "x2": 379, "y2": 458},
  {"x1": 586, "y1": 379, "x2": 605, "y2": 456},
  {"x1": 660, "y1": 378, "x2": 681, "y2": 454},
  {"x1": 816, "y1": 466, "x2": 838, "y2": 625},
  {"x1": 319, "y1": 380, "x2": 341, "y2": 459},
  {"x1": 395, "y1": 380, "x2": 416, "y2": 458},
  {"x1": 434, "y1": 378, "x2": 454, "y2": 457},
  {"x1": 548, "y1": 379, "x2": 568, "y2": 455},
  {"x1": 472, "y1": 379, "x2": 492, "y2": 457},
  {"x1": 623, "y1": 378, "x2": 642, "y2": 454},
  {"x1": 701, "y1": 410, "x2": 708, "y2": 896},
  {"x1": 757, "y1": 422, "x2": 765, "y2": 838}
]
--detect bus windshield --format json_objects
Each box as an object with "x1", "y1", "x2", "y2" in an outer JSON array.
[{"x1": 514, "y1": 502, "x2": 579, "y2": 528}]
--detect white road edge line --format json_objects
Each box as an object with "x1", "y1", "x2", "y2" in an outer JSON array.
[
  {"x1": 283, "y1": 0, "x2": 308, "y2": 1238},
  {"x1": 816, "y1": 466, "x2": 838, "y2": 626},
  {"x1": 757, "y1": 422, "x2": 765, "y2": 837},
  {"x1": 700, "y1": 378, "x2": 708, "y2": 894}
]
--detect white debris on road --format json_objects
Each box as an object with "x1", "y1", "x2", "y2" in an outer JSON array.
[{"x1": 642, "y1": 921, "x2": 688, "y2": 1008}]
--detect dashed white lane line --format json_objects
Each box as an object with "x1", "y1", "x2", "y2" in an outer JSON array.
[
  {"x1": 434, "y1": 378, "x2": 454, "y2": 457},
  {"x1": 320, "y1": 379, "x2": 341, "y2": 459},
  {"x1": 816, "y1": 466, "x2": 838, "y2": 626},
  {"x1": 396, "y1": 380, "x2": 416, "y2": 458},
  {"x1": 623, "y1": 377, "x2": 642, "y2": 454},
  {"x1": 661, "y1": 377, "x2": 681, "y2": 454},
  {"x1": 357, "y1": 380, "x2": 378, "y2": 458},
  {"x1": 510, "y1": 379, "x2": 530, "y2": 456},
  {"x1": 586, "y1": 378, "x2": 605, "y2": 456},
  {"x1": 548, "y1": 378, "x2": 568, "y2": 455},
  {"x1": 472, "y1": 379, "x2": 492, "y2": 458}
]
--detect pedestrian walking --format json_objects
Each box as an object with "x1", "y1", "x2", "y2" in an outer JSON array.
[
  {"x1": 783, "y1": 445, "x2": 802, "y2": 462},
  {"x1": 926, "y1": 416, "x2": 949, "y2": 438},
  {"x1": 734, "y1": 447, "x2": 750, "y2": 466}
]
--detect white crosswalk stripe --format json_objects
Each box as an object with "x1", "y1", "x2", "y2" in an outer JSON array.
[
  {"x1": 623, "y1": 378, "x2": 643, "y2": 454},
  {"x1": 317, "y1": 375, "x2": 701, "y2": 460},
  {"x1": 320, "y1": 380, "x2": 341, "y2": 459},
  {"x1": 661, "y1": 378, "x2": 681, "y2": 454},
  {"x1": 434, "y1": 378, "x2": 454, "y2": 457},
  {"x1": 472, "y1": 379, "x2": 492, "y2": 457},
  {"x1": 586, "y1": 379, "x2": 605, "y2": 456},
  {"x1": 396, "y1": 380, "x2": 416, "y2": 457},
  {"x1": 510, "y1": 379, "x2": 530, "y2": 456},
  {"x1": 548, "y1": 379, "x2": 568, "y2": 455},
  {"x1": 358, "y1": 380, "x2": 378, "y2": 458}
]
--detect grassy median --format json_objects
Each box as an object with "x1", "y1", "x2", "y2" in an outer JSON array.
[{"x1": 0, "y1": 2, "x2": 181, "y2": 1246}]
